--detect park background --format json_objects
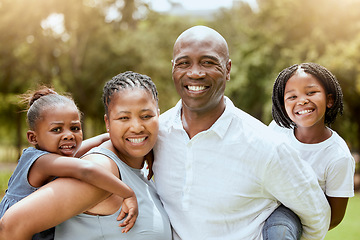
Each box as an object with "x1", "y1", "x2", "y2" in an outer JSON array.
[{"x1": 0, "y1": 0, "x2": 359, "y2": 239}]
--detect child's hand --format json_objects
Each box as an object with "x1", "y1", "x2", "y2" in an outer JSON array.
[{"x1": 117, "y1": 195, "x2": 138, "y2": 233}]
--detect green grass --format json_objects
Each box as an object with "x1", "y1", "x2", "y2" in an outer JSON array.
[{"x1": 0, "y1": 169, "x2": 359, "y2": 238}]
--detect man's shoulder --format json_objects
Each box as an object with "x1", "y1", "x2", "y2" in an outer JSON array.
[{"x1": 227, "y1": 105, "x2": 285, "y2": 145}]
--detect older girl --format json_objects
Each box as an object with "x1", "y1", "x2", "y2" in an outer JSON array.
[{"x1": 263, "y1": 63, "x2": 355, "y2": 239}]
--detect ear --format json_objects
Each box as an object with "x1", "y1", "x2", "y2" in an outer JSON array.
[
  {"x1": 226, "y1": 59, "x2": 232, "y2": 81},
  {"x1": 27, "y1": 130, "x2": 38, "y2": 146},
  {"x1": 104, "y1": 114, "x2": 110, "y2": 132},
  {"x1": 326, "y1": 94, "x2": 334, "y2": 108}
]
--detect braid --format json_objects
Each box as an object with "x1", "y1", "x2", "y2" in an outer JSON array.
[
  {"x1": 300, "y1": 63, "x2": 343, "y2": 126},
  {"x1": 272, "y1": 64, "x2": 299, "y2": 128},
  {"x1": 102, "y1": 71, "x2": 158, "y2": 115},
  {"x1": 272, "y1": 63, "x2": 344, "y2": 128}
]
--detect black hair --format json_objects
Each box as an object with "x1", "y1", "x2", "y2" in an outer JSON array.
[
  {"x1": 272, "y1": 62, "x2": 343, "y2": 128},
  {"x1": 102, "y1": 71, "x2": 158, "y2": 115},
  {"x1": 22, "y1": 86, "x2": 79, "y2": 130}
]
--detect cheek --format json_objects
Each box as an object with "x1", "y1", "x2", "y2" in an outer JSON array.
[
  {"x1": 148, "y1": 120, "x2": 159, "y2": 135},
  {"x1": 284, "y1": 103, "x2": 293, "y2": 116}
]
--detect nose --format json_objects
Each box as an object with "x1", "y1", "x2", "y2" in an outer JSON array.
[
  {"x1": 62, "y1": 130, "x2": 74, "y2": 141},
  {"x1": 130, "y1": 118, "x2": 145, "y2": 133},
  {"x1": 297, "y1": 98, "x2": 309, "y2": 106},
  {"x1": 187, "y1": 65, "x2": 206, "y2": 79}
]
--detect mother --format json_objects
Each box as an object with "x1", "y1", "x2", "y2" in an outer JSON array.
[{"x1": 0, "y1": 71, "x2": 171, "y2": 240}]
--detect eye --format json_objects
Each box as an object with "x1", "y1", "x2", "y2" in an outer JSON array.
[
  {"x1": 307, "y1": 91, "x2": 318, "y2": 96},
  {"x1": 202, "y1": 60, "x2": 216, "y2": 66},
  {"x1": 175, "y1": 60, "x2": 190, "y2": 68},
  {"x1": 71, "y1": 126, "x2": 81, "y2": 131},
  {"x1": 285, "y1": 95, "x2": 296, "y2": 101},
  {"x1": 118, "y1": 116, "x2": 129, "y2": 120},
  {"x1": 51, "y1": 127, "x2": 62, "y2": 133},
  {"x1": 141, "y1": 114, "x2": 154, "y2": 120}
]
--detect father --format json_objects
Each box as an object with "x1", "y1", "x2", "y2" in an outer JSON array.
[{"x1": 152, "y1": 25, "x2": 330, "y2": 239}]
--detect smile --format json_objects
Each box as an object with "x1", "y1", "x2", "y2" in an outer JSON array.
[
  {"x1": 186, "y1": 85, "x2": 207, "y2": 92},
  {"x1": 296, "y1": 109, "x2": 314, "y2": 115},
  {"x1": 59, "y1": 145, "x2": 75, "y2": 149},
  {"x1": 127, "y1": 137, "x2": 146, "y2": 143}
]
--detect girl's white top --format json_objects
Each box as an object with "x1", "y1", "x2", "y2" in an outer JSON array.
[{"x1": 269, "y1": 121, "x2": 355, "y2": 197}]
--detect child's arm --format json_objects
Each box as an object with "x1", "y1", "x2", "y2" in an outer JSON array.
[
  {"x1": 28, "y1": 147, "x2": 138, "y2": 231},
  {"x1": 327, "y1": 196, "x2": 349, "y2": 230},
  {"x1": 75, "y1": 133, "x2": 110, "y2": 157}
]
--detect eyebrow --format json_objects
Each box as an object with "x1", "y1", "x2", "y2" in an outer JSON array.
[
  {"x1": 116, "y1": 109, "x2": 156, "y2": 114},
  {"x1": 50, "y1": 121, "x2": 64, "y2": 125},
  {"x1": 284, "y1": 84, "x2": 321, "y2": 95},
  {"x1": 49, "y1": 121, "x2": 80, "y2": 125},
  {"x1": 174, "y1": 55, "x2": 221, "y2": 63}
]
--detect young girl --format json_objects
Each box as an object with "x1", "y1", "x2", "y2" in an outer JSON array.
[
  {"x1": 263, "y1": 63, "x2": 355, "y2": 239},
  {"x1": 0, "y1": 87, "x2": 138, "y2": 239},
  {"x1": 0, "y1": 72, "x2": 171, "y2": 240}
]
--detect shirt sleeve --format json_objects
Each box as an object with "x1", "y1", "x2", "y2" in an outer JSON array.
[
  {"x1": 263, "y1": 142, "x2": 331, "y2": 240},
  {"x1": 325, "y1": 156, "x2": 355, "y2": 197}
]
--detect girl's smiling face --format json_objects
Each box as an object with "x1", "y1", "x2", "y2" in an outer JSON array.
[
  {"x1": 284, "y1": 69, "x2": 333, "y2": 130},
  {"x1": 104, "y1": 88, "x2": 159, "y2": 168}
]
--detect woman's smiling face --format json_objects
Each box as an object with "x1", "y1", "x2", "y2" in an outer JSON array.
[{"x1": 105, "y1": 88, "x2": 159, "y2": 168}]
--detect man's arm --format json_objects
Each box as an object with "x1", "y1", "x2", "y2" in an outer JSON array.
[{"x1": 264, "y1": 143, "x2": 331, "y2": 240}]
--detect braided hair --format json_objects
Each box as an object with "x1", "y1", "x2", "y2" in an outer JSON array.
[
  {"x1": 102, "y1": 71, "x2": 159, "y2": 115},
  {"x1": 272, "y1": 63, "x2": 343, "y2": 128},
  {"x1": 22, "y1": 86, "x2": 80, "y2": 130}
]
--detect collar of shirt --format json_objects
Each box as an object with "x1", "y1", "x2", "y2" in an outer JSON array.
[{"x1": 167, "y1": 96, "x2": 235, "y2": 140}]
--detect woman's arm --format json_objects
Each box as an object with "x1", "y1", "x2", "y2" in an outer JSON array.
[
  {"x1": 75, "y1": 133, "x2": 109, "y2": 157},
  {"x1": 0, "y1": 177, "x2": 108, "y2": 240},
  {"x1": 327, "y1": 196, "x2": 349, "y2": 230}
]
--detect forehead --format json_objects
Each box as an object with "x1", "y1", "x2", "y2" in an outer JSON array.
[
  {"x1": 286, "y1": 72, "x2": 324, "y2": 89},
  {"x1": 40, "y1": 104, "x2": 80, "y2": 122},
  {"x1": 108, "y1": 88, "x2": 157, "y2": 112},
  {"x1": 173, "y1": 32, "x2": 228, "y2": 61}
]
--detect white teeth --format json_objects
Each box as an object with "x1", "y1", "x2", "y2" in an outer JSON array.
[
  {"x1": 128, "y1": 137, "x2": 146, "y2": 143},
  {"x1": 188, "y1": 85, "x2": 206, "y2": 91},
  {"x1": 60, "y1": 145, "x2": 73, "y2": 149},
  {"x1": 297, "y1": 109, "x2": 313, "y2": 115}
]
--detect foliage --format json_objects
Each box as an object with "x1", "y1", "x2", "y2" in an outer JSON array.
[
  {"x1": 1, "y1": 0, "x2": 360, "y2": 157},
  {"x1": 211, "y1": 0, "x2": 360, "y2": 150}
]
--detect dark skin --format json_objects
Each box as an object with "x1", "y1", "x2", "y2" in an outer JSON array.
[
  {"x1": 283, "y1": 71, "x2": 349, "y2": 230},
  {"x1": 171, "y1": 26, "x2": 231, "y2": 139},
  {"x1": 327, "y1": 196, "x2": 348, "y2": 230}
]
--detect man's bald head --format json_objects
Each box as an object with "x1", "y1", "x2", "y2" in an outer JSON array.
[{"x1": 173, "y1": 26, "x2": 229, "y2": 61}]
